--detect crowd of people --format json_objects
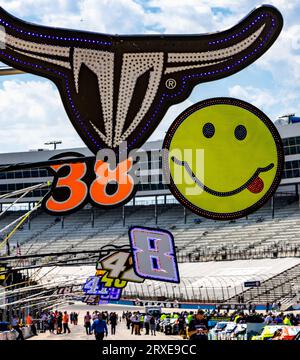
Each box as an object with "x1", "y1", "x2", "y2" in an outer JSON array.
[
  {"x1": 120, "y1": 308, "x2": 300, "y2": 341},
  {"x1": 123, "y1": 311, "x2": 157, "y2": 336},
  {"x1": 6, "y1": 306, "x2": 300, "y2": 341},
  {"x1": 38, "y1": 310, "x2": 77, "y2": 334},
  {"x1": 83, "y1": 311, "x2": 119, "y2": 339}
]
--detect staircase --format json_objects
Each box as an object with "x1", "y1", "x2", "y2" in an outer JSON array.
[{"x1": 226, "y1": 263, "x2": 300, "y2": 304}]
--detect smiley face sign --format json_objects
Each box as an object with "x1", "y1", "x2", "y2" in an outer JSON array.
[{"x1": 163, "y1": 98, "x2": 284, "y2": 220}]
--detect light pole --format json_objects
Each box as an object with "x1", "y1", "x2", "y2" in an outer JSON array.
[{"x1": 44, "y1": 140, "x2": 62, "y2": 150}]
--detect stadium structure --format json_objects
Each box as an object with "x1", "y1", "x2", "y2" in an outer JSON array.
[
  {"x1": 1, "y1": 111, "x2": 300, "y2": 319},
  {"x1": 1, "y1": 60, "x2": 300, "y2": 323}
]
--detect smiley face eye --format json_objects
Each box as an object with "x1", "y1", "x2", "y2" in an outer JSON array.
[
  {"x1": 235, "y1": 125, "x2": 247, "y2": 140},
  {"x1": 203, "y1": 123, "x2": 215, "y2": 138}
]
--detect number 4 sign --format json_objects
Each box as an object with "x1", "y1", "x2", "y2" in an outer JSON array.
[{"x1": 128, "y1": 226, "x2": 180, "y2": 283}]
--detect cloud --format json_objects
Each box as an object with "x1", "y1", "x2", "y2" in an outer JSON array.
[
  {"x1": 0, "y1": 0, "x2": 76, "y2": 19},
  {"x1": 1, "y1": 0, "x2": 147, "y2": 34},
  {"x1": 149, "y1": 99, "x2": 194, "y2": 141},
  {"x1": 228, "y1": 85, "x2": 277, "y2": 110},
  {"x1": 256, "y1": 24, "x2": 300, "y2": 87},
  {"x1": 0, "y1": 79, "x2": 85, "y2": 152},
  {"x1": 0, "y1": 0, "x2": 300, "y2": 153},
  {"x1": 0, "y1": 77, "x2": 192, "y2": 153},
  {"x1": 228, "y1": 85, "x2": 300, "y2": 120}
]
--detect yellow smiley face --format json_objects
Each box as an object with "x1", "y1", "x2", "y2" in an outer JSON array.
[{"x1": 163, "y1": 98, "x2": 284, "y2": 220}]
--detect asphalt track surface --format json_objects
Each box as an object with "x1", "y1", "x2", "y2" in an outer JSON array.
[{"x1": 29, "y1": 303, "x2": 183, "y2": 341}]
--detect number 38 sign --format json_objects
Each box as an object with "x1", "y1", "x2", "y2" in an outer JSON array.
[{"x1": 42, "y1": 152, "x2": 137, "y2": 215}]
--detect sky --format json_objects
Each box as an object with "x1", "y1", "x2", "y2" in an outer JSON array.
[{"x1": 0, "y1": 0, "x2": 299, "y2": 153}]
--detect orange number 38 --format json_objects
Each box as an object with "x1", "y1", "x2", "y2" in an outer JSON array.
[{"x1": 44, "y1": 157, "x2": 136, "y2": 215}]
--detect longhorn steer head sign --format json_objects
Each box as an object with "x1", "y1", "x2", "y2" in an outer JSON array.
[{"x1": 0, "y1": 6, "x2": 283, "y2": 155}]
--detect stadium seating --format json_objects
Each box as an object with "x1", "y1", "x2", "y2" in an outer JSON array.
[
  {"x1": 3, "y1": 197, "x2": 300, "y2": 303},
  {"x1": 3, "y1": 198, "x2": 300, "y2": 261},
  {"x1": 227, "y1": 262, "x2": 300, "y2": 305}
]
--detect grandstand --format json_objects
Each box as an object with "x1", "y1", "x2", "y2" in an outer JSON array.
[
  {"x1": 1, "y1": 119, "x2": 300, "y2": 309},
  {"x1": 3, "y1": 199, "x2": 300, "y2": 262},
  {"x1": 1, "y1": 196, "x2": 300, "y2": 306}
]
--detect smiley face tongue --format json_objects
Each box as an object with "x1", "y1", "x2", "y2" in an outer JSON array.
[{"x1": 247, "y1": 176, "x2": 264, "y2": 194}]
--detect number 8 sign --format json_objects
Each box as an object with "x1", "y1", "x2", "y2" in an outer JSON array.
[{"x1": 128, "y1": 226, "x2": 180, "y2": 283}]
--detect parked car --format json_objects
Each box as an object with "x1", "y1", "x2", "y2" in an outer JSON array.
[
  {"x1": 209, "y1": 322, "x2": 237, "y2": 340},
  {"x1": 158, "y1": 317, "x2": 179, "y2": 335},
  {"x1": 252, "y1": 325, "x2": 283, "y2": 340},
  {"x1": 271, "y1": 326, "x2": 300, "y2": 340},
  {"x1": 252, "y1": 325, "x2": 300, "y2": 340}
]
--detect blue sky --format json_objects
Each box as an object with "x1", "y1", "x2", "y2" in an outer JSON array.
[{"x1": 0, "y1": 0, "x2": 299, "y2": 152}]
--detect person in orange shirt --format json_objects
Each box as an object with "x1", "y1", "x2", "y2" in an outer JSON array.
[
  {"x1": 62, "y1": 311, "x2": 71, "y2": 334},
  {"x1": 26, "y1": 313, "x2": 37, "y2": 336}
]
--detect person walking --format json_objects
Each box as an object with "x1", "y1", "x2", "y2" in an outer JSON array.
[
  {"x1": 131, "y1": 313, "x2": 141, "y2": 335},
  {"x1": 144, "y1": 314, "x2": 150, "y2": 335},
  {"x1": 40, "y1": 312, "x2": 47, "y2": 332},
  {"x1": 178, "y1": 315, "x2": 185, "y2": 336},
  {"x1": 12, "y1": 315, "x2": 24, "y2": 340},
  {"x1": 62, "y1": 311, "x2": 71, "y2": 334},
  {"x1": 149, "y1": 316, "x2": 156, "y2": 336},
  {"x1": 188, "y1": 310, "x2": 209, "y2": 341},
  {"x1": 130, "y1": 313, "x2": 136, "y2": 335},
  {"x1": 84, "y1": 311, "x2": 92, "y2": 335},
  {"x1": 126, "y1": 312, "x2": 132, "y2": 330},
  {"x1": 56, "y1": 312, "x2": 63, "y2": 334},
  {"x1": 74, "y1": 312, "x2": 78, "y2": 325},
  {"x1": 26, "y1": 313, "x2": 37, "y2": 336},
  {"x1": 139, "y1": 314, "x2": 144, "y2": 333},
  {"x1": 110, "y1": 312, "x2": 117, "y2": 335},
  {"x1": 48, "y1": 313, "x2": 55, "y2": 333},
  {"x1": 92, "y1": 314, "x2": 108, "y2": 341}
]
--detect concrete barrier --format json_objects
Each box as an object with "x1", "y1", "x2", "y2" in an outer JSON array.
[{"x1": 0, "y1": 327, "x2": 33, "y2": 340}]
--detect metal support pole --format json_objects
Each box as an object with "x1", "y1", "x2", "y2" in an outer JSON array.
[
  {"x1": 187, "y1": 279, "x2": 196, "y2": 301},
  {"x1": 147, "y1": 285, "x2": 152, "y2": 298},
  {"x1": 122, "y1": 206, "x2": 125, "y2": 227},
  {"x1": 61, "y1": 216, "x2": 64, "y2": 229},
  {"x1": 205, "y1": 286, "x2": 210, "y2": 302},
  {"x1": 91, "y1": 208, "x2": 95, "y2": 228},
  {"x1": 133, "y1": 196, "x2": 136, "y2": 207},
  {"x1": 6, "y1": 238, "x2": 10, "y2": 256},
  {"x1": 296, "y1": 184, "x2": 299, "y2": 201},
  {"x1": 183, "y1": 206, "x2": 187, "y2": 224},
  {"x1": 164, "y1": 283, "x2": 169, "y2": 298},
  {"x1": 272, "y1": 195, "x2": 275, "y2": 219},
  {"x1": 172, "y1": 285, "x2": 175, "y2": 300}
]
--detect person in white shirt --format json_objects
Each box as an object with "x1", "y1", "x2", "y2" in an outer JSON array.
[
  {"x1": 144, "y1": 314, "x2": 151, "y2": 335},
  {"x1": 130, "y1": 313, "x2": 141, "y2": 335},
  {"x1": 264, "y1": 313, "x2": 274, "y2": 325}
]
